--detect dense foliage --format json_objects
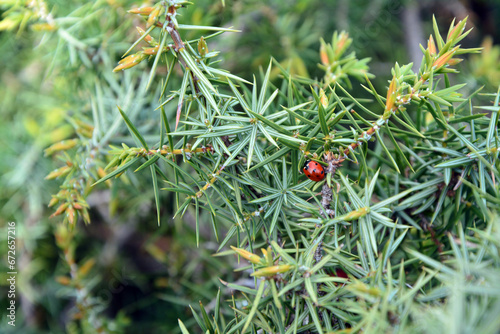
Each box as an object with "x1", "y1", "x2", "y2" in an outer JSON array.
[{"x1": 1, "y1": 1, "x2": 500, "y2": 333}]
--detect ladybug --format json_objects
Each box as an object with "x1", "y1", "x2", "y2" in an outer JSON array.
[{"x1": 303, "y1": 160, "x2": 325, "y2": 182}]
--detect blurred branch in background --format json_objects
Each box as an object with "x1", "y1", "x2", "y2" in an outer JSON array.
[{"x1": 402, "y1": 1, "x2": 425, "y2": 69}]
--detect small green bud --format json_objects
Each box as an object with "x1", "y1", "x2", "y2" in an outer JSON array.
[{"x1": 198, "y1": 36, "x2": 207, "y2": 57}]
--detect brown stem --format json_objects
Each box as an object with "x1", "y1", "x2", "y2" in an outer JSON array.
[
  {"x1": 164, "y1": 6, "x2": 201, "y2": 95},
  {"x1": 319, "y1": 152, "x2": 345, "y2": 218}
]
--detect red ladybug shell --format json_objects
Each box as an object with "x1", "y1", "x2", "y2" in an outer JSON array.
[{"x1": 303, "y1": 160, "x2": 325, "y2": 182}]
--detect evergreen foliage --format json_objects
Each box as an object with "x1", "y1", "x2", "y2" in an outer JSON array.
[{"x1": 1, "y1": 1, "x2": 499, "y2": 333}]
